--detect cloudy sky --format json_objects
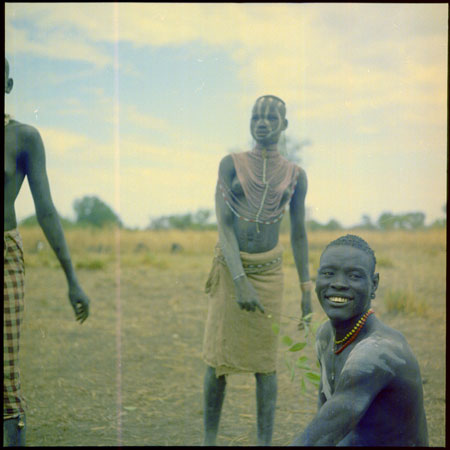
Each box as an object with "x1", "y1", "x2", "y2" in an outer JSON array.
[{"x1": 5, "y1": 3, "x2": 448, "y2": 229}]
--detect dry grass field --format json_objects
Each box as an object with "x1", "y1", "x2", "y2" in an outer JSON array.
[{"x1": 16, "y1": 227, "x2": 445, "y2": 446}]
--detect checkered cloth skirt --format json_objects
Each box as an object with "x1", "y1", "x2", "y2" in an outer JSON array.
[{"x1": 4, "y1": 229, "x2": 26, "y2": 419}]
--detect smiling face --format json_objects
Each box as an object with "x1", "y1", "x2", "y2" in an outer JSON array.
[
  {"x1": 316, "y1": 245, "x2": 379, "y2": 323},
  {"x1": 250, "y1": 96, "x2": 288, "y2": 145}
]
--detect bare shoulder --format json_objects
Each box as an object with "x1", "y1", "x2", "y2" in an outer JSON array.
[
  {"x1": 344, "y1": 326, "x2": 413, "y2": 378},
  {"x1": 8, "y1": 120, "x2": 40, "y2": 137},
  {"x1": 294, "y1": 165, "x2": 307, "y2": 192},
  {"x1": 316, "y1": 320, "x2": 332, "y2": 339},
  {"x1": 218, "y1": 154, "x2": 236, "y2": 178},
  {"x1": 8, "y1": 121, "x2": 43, "y2": 149},
  {"x1": 219, "y1": 154, "x2": 234, "y2": 169},
  {"x1": 297, "y1": 165, "x2": 307, "y2": 179},
  {"x1": 315, "y1": 320, "x2": 333, "y2": 354}
]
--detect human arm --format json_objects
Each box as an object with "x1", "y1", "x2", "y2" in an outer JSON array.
[
  {"x1": 289, "y1": 168, "x2": 312, "y2": 325},
  {"x1": 314, "y1": 325, "x2": 328, "y2": 411},
  {"x1": 23, "y1": 126, "x2": 89, "y2": 323},
  {"x1": 215, "y1": 156, "x2": 264, "y2": 313},
  {"x1": 290, "y1": 341, "x2": 395, "y2": 446}
]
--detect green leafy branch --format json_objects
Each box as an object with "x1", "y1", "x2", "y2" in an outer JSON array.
[{"x1": 272, "y1": 313, "x2": 323, "y2": 394}]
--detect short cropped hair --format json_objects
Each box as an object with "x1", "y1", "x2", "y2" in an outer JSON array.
[
  {"x1": 324, "y1": 234, "x2": 376, "y2": 271},
  {"x1": 255, "y1": 94, "x2": 285, "y2": 106},
  {"x1": 254, "y1": 95, "x2": 287, "y2": 120}
]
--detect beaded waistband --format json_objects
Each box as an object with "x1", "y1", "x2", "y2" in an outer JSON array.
[{"x1": 214, "y1": 245, "x2": 283, "y2": 274}]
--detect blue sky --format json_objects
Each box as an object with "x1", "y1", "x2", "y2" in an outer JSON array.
[{"x1": 5, "y1": 3, "x2": 448, "y2": 229}]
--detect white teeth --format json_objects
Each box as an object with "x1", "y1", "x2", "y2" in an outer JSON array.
[{"x1": 329, "y1": 297, "x2": 349, "y2": 304}]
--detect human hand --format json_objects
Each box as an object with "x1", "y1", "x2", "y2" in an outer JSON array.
[
  {"x1": 68, "y1": 284, "x2": 90, "y2": 324},
  {"x1": 234, "y1": 277, "x2": 265, "y2": 313},
  {"x1": 297, "y1": 290, "x2": 312, "y2": 330}
]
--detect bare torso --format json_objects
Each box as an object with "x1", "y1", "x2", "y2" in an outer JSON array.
[
  {"x1": 4, "y1": 120, "x2": 29, "y2": 231},
  {"x1": 3, "y1": 63, "x2": 90, "y2": 325},
  {"x1": 315, "y1": 317, "x2": 429, "y2": 446},
  {"x1": 222, "y1": 154, "x2": 295, "y2": 253},
  {"x1": 214, "y1": 149, "x2": 310, "y2": 315}
]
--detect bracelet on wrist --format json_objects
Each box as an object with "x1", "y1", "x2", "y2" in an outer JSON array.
[
  {"x1": 233, "y1": 272, "x2": 245, "y2": 281},
  {"x1": 300, "y1": 280, "x2": 313, "y2": 292}
]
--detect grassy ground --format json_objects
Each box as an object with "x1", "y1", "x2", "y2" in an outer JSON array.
[{"x1": 17, "y1": 228, "x2": 445, "y2": 446}]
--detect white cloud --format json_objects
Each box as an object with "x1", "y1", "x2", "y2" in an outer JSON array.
[
  {"x1": 6, "y1": 4, "x2": 446, "y2": 122},
  {"x1": 122, "y1": 105, "x2": 170, "y2": 132},
  {"x1": 120, "y1": 165, "x2": 218, "y2": 227},
  {"x1": 39, "y1": 127, "x2": 89, "y2": 155},
  {"x1": 7, "y1": 3, "x2": 447, "y2": 228},
  {"x1": 5, "y1": 23, "x2": 112, "y2": 68},
  {"x1": 37, "y1": 127, "x2": 115, "y2": 167},
  {"x1": 306, "y1": 138, "x2": 447, "y2": 227},
  {"x1": 14, "y1": 123, "x2": 222, "y2": 227}
]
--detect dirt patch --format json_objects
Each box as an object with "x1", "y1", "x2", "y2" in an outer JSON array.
[{"x1": 17, "y1": 230, "x2": 445, "y2": 446}]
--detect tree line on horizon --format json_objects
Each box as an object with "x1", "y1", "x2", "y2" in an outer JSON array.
[{"x1": 19, "y1": 195, "x2": 446, "y2": 232}]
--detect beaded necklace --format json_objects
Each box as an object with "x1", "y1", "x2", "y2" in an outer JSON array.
[
  {"x1": 334, "y1": 309, "x2": 374, "y2": 355},
  {"x1": 219, "y1": 147, "x2": 299, "y2": 232}
]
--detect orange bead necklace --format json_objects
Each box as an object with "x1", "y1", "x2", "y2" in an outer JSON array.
[{"x1": 334, "y1": 309, "x2": 374, "y2": 355}]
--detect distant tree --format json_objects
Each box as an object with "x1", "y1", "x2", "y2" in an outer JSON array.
[
  {"x1": 193, "y1": 209, "x2": 213, "y2": 227},
  {"x1": 168, "y1": 213, "x2": 192, "y2": 230},
  {"x1": 398, "y1": 212, "x2": 426, "y2": 230},
  {"x1": 357, "y1": 214, "x2": 377, "y2": 230},
  {"x1": 306, "y1": 219, "x2": 325, "y2": 232},
  {"x1": 377, "y1": 211, "x2": 427, "y2": 230},
  {"x1": 73, "y1": 196, "x2": 122, "y2": 228},
  {"x1": 429, "y1": 218, "x2": 446, "y2": 228},
  {"x1": 20, "y1": 213, "x2": 75, "y2": 229},
  {"x1": 148, "y1": 209, "x2": 215, "y2": 230},
  {"x1": 323, "y1": 219, "x2": 343, "y2": 231},
  {"x1": 149, "y1": 215, "x2": 169, "y2": 230},
  {"x1": 377, "y1": 212, "x2": 398, "y2": 230},
  {"x1": 427, "y1": 205, "x2": 446, "y2": 229},
  {"x1": 305, "y1": 218, "x2": 343, "y2": 231}
]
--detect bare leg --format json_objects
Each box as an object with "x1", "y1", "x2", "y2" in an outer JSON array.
[
  {"x1": 203, "y1": 366, "x2": 226, "y2": 446},
  {"x1": 255, "y1": 372, "x2": 277, "y2": 446},
  {"x1": 3, "y1": 415, "x2": 26, "y2": 447}
]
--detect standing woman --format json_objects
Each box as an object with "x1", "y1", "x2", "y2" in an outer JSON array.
[{"x1": 202, "y1": 95, "x2": 312, "y2": 446}]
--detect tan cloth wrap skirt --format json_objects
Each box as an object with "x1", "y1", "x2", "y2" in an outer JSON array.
[
  {"x1": 4, "y1": 229, "x2": 26, "y2": 419},
  {"x1": 202, "y1": 242, "x2": 284, "y2": 377}
]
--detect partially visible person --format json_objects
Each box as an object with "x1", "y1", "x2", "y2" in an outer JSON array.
[
  {"x1": 202, "y1": 95, "x2": 312, "y2": 446},
  {"x1": 291, "y1": 234, "x2": 428, "y2": 446},
  {"x1": 4, "y1": 57, "x2": 90, "y2": 447}
]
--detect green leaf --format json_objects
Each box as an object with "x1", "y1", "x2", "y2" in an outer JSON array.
[
  {"x1": 305, "y1": 372, "x2": 321, "y2": 382},
  {"x1": 297, "y1": 356, "x2": 308, "y2": 364},
  {"x1": 123, "y1": 406, "x2": 137, "y2": 411},
  {"x1": 289, "y1": 342, "x2": 307, "y2": 352},
  {"x1": 296, "y1": 362, "x2": 311, "y2": 370},
  {"x1": 300, "y1": 377, "x2": 306, "y2": 393},
  {"x1": 282, "y1": 335, "x2": 293, "y2": 346},
  {"x1": 271, "y1": 323, "x2": 280, "y2": 335},
  {"x1": 284, "y1": 355, "x2": 292, "y2": 370},
  {"x1": 290, "y1": 366, "x2": 296, "y2": 381},
  {"x1": 303, "y1": 313, "x2": 314, "y2": 321}
]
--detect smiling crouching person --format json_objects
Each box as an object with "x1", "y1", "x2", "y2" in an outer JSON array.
[{"x1": 291, "y1": 234, "x2": 428, "y2": 446}]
